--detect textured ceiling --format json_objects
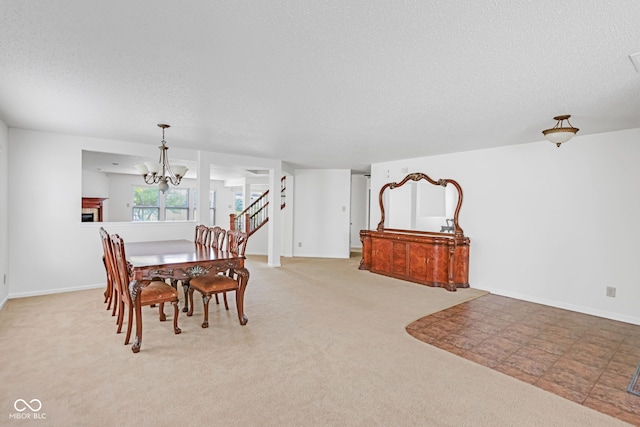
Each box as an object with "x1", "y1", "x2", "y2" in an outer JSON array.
[{"x1": 1, "y1": 0, "x2": 639, "y2": 174}]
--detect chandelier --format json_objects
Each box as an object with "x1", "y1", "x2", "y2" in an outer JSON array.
[
  {"x1": 135, "y1": 124, "x2": 188, "y2": 193},
  {"x1": 542, "y1": 115, "x2": 579, "y2": 147}
]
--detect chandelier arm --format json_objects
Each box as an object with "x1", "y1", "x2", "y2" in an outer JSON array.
[
  {"x1": 142, "y1": 174, "x2": 159, "y2": 184},
  {"x1": 160, "y1": 138, "x2": 182, "y2": 182},
  {"x1": 167, "y1": 173, "x2": 183, "y2": 186},
  {"x1": 161, "y1": 147, "x2": 181, "y2": 185}
]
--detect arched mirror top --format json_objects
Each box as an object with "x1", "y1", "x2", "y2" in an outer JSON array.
[{"x1": 377, "y1": 172, "x2": 465, "y2": 237}]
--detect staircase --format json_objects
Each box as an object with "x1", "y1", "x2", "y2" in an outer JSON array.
[{"x1": 229, "y1": 176, "x2": 286, "y2": 237}]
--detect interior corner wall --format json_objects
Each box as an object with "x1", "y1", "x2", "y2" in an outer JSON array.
[
  {"x1": 293, "y1": 169, "x2": 351, "y2": 258},
  {"x1": 370, "y1": 128, "x2": 640, "y2": 325},
  {"x1": 350, "y1": 174, "x2": 368, "y2": 249},
  {"x1": 7, "y1": 129, "x2": 196, "y2": 298},
  {"x1": 0, "y1": 119, "x2": 8, "y2": 309},
  {"x1": 281, "y1": 174, "x2": 294, "y2": 257},
  {"x1": 6, "y1": 128, "x2": 288, "y2": 299}
]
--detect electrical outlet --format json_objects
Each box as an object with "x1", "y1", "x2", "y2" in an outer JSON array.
[
  {"x1": 298, "y1": 242, "x2": 302, "y2": 247},
  {"x1": 606, "y1": 286, "x2": 616, "y2": 298}
]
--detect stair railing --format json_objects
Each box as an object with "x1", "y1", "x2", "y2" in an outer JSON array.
[{"x1": 229, "y1": 176, "x2": 286, "y2": 236}]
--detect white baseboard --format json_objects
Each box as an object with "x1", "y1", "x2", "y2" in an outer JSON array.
[
  {"x1": 477, "y1": 285, "x2": 640, "y2": 326},
  {"x1": 8, "y1": 283, "x2": 105, "y2": 300}
]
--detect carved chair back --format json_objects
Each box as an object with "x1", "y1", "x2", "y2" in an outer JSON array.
[
  {"x1": 194, "y1": 224, "x2": 209, "y2": 245},
  {"x1": 208, "y1": 226, "x2": 227, "y2": 249},
  {"x1": 99, "y1": 227, "x2": 116, "y2": 307},
  {"x1": 226, "y1": 230, "x2": 248, "y2": 256},
  {"x1": 110, "y1": 233, "x2": 134, "y2": 307}
]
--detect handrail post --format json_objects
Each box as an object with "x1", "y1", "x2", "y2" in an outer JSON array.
[
  {"x1": 280, "y1": 176, "x2": 286, "y2": 209},
  {"x1": 229, "y1": 213, "x2": 236, "y2": 231}
]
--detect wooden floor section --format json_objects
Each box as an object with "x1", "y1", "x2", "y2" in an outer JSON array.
[{"x1": 406, "y1": 294, "x2": 640, "y2": 425}]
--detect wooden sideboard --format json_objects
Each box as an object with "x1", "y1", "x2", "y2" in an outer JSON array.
[
  {"x1": 360, "y1": 229, "x2": 469, "y2": 291},
  {"x1": 359, "y1": 173, "x2": 470, "y2": 292}
]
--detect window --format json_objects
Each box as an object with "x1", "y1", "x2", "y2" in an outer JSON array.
[
  {"x1": 165, "y1": 188, "x2": 189, "y2": 221},
  {"x1": 132, "y1": 186, "x2": 159, "y2": 221},
  {"x1": 132, "y1": 186, "x2": 195, "y2": 221},
  {"x1": 234, "y1": 192, "x2": 243, "y2": 216}
]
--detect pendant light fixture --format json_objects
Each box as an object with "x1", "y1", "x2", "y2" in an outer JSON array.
[
  {"x1": 134, "y1": 124, "x2": 188, "y2": 193},
  {"x1": 542, "y1": 115, "x2": 579, "y2": 147}
]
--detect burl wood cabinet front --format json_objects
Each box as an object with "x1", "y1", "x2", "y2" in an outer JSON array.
[{"x1": 363, "y1": 230, "x2": 469, "y2": 292}]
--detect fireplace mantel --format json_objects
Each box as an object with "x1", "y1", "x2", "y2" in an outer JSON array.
[{"x1": 82, "y1": 197, "x2": 107, "y2": 222}]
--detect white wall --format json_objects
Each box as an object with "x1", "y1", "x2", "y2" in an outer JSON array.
[
  {"x1": 370, "y1": 128, "x2": 640, "y2": 325},
  {"x1": 281, "y1": 174, "x2": 294, "y2": 257},
  {"x1": 350, "y1": 174, "x2": 368, "y2": 249},
  {"x1": 293, "y1": 169, "x2": 351, "y2": 258},
  {"x1": 7, "y1": 128, "x2": 287, "y2": 298},
  {"x1": 0, "y1": 119, "x2": 8, "y2": 309},
  {"x1": 213, "y1": 182, "x2": 236, "y2": 228},
  {"x1": 6, "y1": 129, "x2": 210, "y2": 297},
  {"x1": 82, "y1": 169, "x2": 109, "y2": 198}
]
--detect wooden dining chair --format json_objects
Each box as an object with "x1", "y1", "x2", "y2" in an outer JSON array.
[
  {"x1": 203, "y1": 226, "x2": 227, "y2": 307},
  {"x1": 207, "y1": 226, "x2": 226, "y2": 249},
  {"x1": 212, "y1": 229, "x2": 248, "y2": 309},
  {"x1": 99, "y1": 227, "x2": 118, "y2": 316},
  {"x1": 187, "y1": 266, "x2": 250, "y2": 328},
  {"x1": 194, "y1": 224, "x2": 209, "y2": 244},
  {"x1": 110, "y1": 234, "x2": 181, "y2": 345},
  {"x1": 187, "y1": 229, "x2": 249, "y2": 327},
  {"x1": 173, "y1": 224, "x2": 212, "y2": 312}
]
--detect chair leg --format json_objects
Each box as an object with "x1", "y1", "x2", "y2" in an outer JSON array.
[
  {"x1": 158, "y1": 302, "x2": 166, "y2": 321},
  {"x1": 103, "y1": 257, "x2": 111, "y2": 305},
  {"x1": 182, "y1": 281, "x2": 191, "y2": 313},
  {"x1": 172, "y1": 301, "x2": 181, "y2": 334},
  {"x1": 187, "y1": 288, "x2": 195, "y2": 317},
  {"x1": 235, "y1": 290, "x2": 248, "y2": 325},
  {"x1": 105, "y1": 284, "x2": 112, "y2": 308},
  {"x1": 111, "y1": 289, "x2": 119, "y2": 317},
  {"x1": 116, "y1": 300, "x2": 125, "y2": 333},
  {"x1": 214, "y1": 294, "x2": 219, "y2": 305},
  {"x1": 124, "y1": 305, "x2": 134, "y2": 345},
  {"x1": 223, "y1": 292, "x2": 229, "y2": 310},
  {"x1": 201, "y1": 295, "x2": 211, "y2": 328}
]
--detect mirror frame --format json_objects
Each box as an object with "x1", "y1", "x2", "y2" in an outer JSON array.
[{"x1": 376, "y1": 172, "x2": 464, "y2": 237}]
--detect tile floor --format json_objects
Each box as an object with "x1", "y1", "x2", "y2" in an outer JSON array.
[{"x1": 406, "y1": 294, "x2": 640, "y2": 426}]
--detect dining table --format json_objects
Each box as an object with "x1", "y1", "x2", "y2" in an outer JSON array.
[{"x1": 125, "y1": 239, "x2": 246, "y2": 353}]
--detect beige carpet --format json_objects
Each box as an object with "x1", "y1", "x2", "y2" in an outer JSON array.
[{"x1": 0, "y1": 254, "x2": 630, "y2": 426}]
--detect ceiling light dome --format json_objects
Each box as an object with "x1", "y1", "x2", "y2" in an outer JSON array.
[{"x1": 542, "y1": 115, "x2": 579, "y2": 147}]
